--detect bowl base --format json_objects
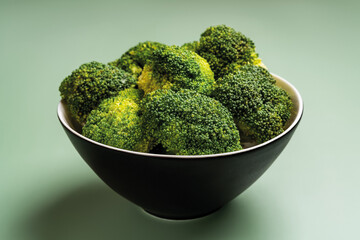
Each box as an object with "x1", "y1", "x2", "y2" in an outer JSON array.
[{"x1": 142, "y1": 206, "x2": 223, "y2": 220}]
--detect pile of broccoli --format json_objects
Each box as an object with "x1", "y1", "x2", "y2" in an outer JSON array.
[{"x1": 59, "y1": 25, "x2": 293, "y2": 155}]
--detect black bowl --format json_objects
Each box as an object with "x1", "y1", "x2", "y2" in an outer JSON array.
[{"x1": 57, "y1": 73, "x2": 303, "y2": 220}]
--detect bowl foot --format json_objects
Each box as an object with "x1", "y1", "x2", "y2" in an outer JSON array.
[{"x1": 142, "y1": 206, "x2": 223, "y2": 220}]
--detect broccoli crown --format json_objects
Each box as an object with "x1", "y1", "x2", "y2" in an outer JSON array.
[
  {"x1": 223, "y1": 63, "x2": 272, "y2": 82},
  {"x1": 212, "y1": 65, "x2": 292, "y2": 143},
  {"x1": 236, "y1": 104, "x2": 284, "y2": 143},
  {"x1": 181, "y1": 41, "x2": 200, "y2": 52},
  {"x1": 197, "y1": 25, "x2": 262, "y2": 79},
  {"x1": 138, "y1": 45, "x2": 215, "y2": 95},
  {"x1": 59, "y1": 61, "x2": 137, "y2": 124},
  {"x1": 141, "y1": 89, "x2": 242, "y2": 155},
  {"x1": 109, "y1": 41, "x2": 166, "y2": 78},
  {"x1": 82, "y1": 88, "x2": 150, "y2": 152}
]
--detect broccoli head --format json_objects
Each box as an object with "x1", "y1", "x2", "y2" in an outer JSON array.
[
  {"x1": 236, "y1": 104, "x2": 284, "y2": 144},
  {"x1": 197, "y1": 25, "x2": 264, "y2": 79},
  {"x1": 109, "y1": 41, "x2": 166, "y2": 78},
  {"x1": 82, "y1": 88, "x2": 150, "y2": 152},
  {"x1": 141, "y1": 89, "x2": 242, "y2": 155},
  {"x1": 59, "y1": 61, "x2": 137, "y2": 125},
  {"x1": 138, "y1": 45, "x2": 215, "y2": 95},
  {"x1": 181, "y1": 41, "x2": 200, "y2": 52},
  {"x1": 212, "y1": 65, "x2": 292, "y2": 143},
  {"x1": 223, "y1": 61, "x2": 269, "y2": 80},
  {"x1": 236, "y1": 65, "x2": 292, "y2": 123}
]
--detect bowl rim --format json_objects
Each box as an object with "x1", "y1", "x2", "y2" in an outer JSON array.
[{"x1": 57, "y1": 73, "x2": 304, "y2": 159}]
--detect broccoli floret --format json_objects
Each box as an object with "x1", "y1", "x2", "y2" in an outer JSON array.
[
  {"x1": 197, "y1": 25, "x2": 264, "y2": 79},
  {"x1": 181, "y1": 41, "x2": 200, "y2": 52},
  {"x1": 109, "y1": 41, "x2": 166, "y2": 78},
  {"x1": 82, "y1": 88, "x2": 150, "y2": 152},
  {"x1": 236, "y1": 104, "x2": 284, "y2": 143},
  {"x1": 141, "y1": 89, "x2": 242, "y2": 155},
  {"x1": 223, "y1": 62, "x2": 270, "y2": 81},
  {"x1": 236, "y1": 65, "x2": 292, "y2": 123},
  {"x1": 59, "y1": 61, "x2": 137, "y2": 125},
  {"x1": 138, "y1": 45, "x2": 215, "y2": 95},
  {"x1": 212, "y1": 65, "x2": 292, "y2": 143}
]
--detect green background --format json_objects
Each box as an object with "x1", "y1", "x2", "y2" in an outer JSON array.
[{"x1": 1, "y1": 0, "x2": 359, "y2": 239}]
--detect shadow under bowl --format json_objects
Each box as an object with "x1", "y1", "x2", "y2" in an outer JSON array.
[{"x1": 57, "y1": 73, "x2": 304, "y2": 220}]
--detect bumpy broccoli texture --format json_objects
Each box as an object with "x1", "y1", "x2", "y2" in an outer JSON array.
[
  {"x1": 141, "y1": 89, "x2": 242, "y2": 155},
  {"x1": 138, "y1": 45, "x2": 215, "y2": 95},
  {"x1": 212, "y1": 65, "x2": 292, "y2": 143},
  {"x1": 59, "y1": 24, "x2": 293, "y2": 155},
  {"x1": 181, "y1": 41, "x2": 200, "y2": 52},
  {"x1": 82, "y1": 88, "x2": 150, "y2": 152},
  {"x1": 196, "y1": 25, "x2": 265, "y2": 79},
  {"x1": 109, "y1": 41, "x2": 166, "y2": 78},
  {"x1": 59, "y1": 61, "x2": 136, "y2": 124}
]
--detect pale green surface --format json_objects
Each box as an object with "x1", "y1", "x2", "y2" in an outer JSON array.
[{"x1": 1, "y1": 0, "x2": 359, "y2": 239}]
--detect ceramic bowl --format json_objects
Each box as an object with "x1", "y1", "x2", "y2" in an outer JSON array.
[{"x1": 57, "y1": 73, "x2": 303, "y2": 220}]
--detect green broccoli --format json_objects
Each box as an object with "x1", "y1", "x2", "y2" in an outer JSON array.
[
  {"x1": 82, "y1": 88, "x2": 150, "y2": 152},
  {"x1": 236, "y1": 104, "x2": 284, "y2": 144},
  {"x1": 223, "y1": 61, "x2": 270, "y2": 81},
  {"x1": 141, "y1": 89, "x2": 242, "y2": 155},
  {"x1": 109, "y1": 41, "x2": 166, "y2": 78},
  {"x1": 181, "y1": 41, "x2": 200, "y2": 52},
  {"x1": 212, "y1": 65, "x2": 292, "y2": 143},
  {"x1": 196, "y1": 25, "x2": 265, "y2": 79},
  {"x1": 138, "y1": 45, "x2": 215, "y2": 95},
  {"x1": 59, "y1": 25, "x2": 295, "y2": 154},
  {"x1": 59, "y1": 61, "x2": 137, "y2": 125}
]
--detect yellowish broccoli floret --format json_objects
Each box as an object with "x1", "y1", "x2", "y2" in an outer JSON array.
[
  {"x1": 82, "y1": 88, "x2": 150, "y2": 152},
  {"x1": 109, "y1": 41, "x2": 166, "y2": 78},
  {"x1": 59, "y1": 61, "x2": 137, "y2": 125},
  {"x1": 138, "y1": 45, "x2": 215, "y2": 95}
]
